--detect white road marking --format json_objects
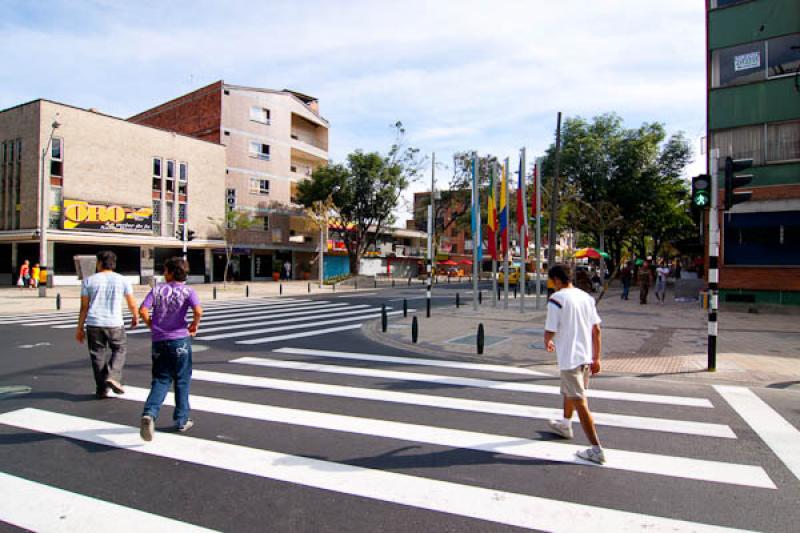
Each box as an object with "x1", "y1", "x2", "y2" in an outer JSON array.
[
  {"x1": 0, "y1": 409, "x2": 751, "y2": 532},
  {"x1": 274, "y1": 347, "x2": 549, "y2": 376},
  {"x1": 192, "y1": 370, "x2": 734, "y2": 438},
  {"x1": 192, "y1": 303, "x2": 357, "y2": 327},
  {"x1": 714, "y1": 385, "x2": 800, "y2": 482},
  {"x1": 196, "y1": 305, "x2": 375, "y2": 334},
  {"x1": 334, "y1": 292, "x2": 377, "y2": 298},
  {"x1": 235, "y1": 324, "x2": 364, "y2": 344},
  {"x1": 49, "y1": 299, "x2": 315, "y2": 329},
  {"x1": 198, "y1": 311, "x2": 402, "y2": 341},
  {"x1": 0, "y1": 471, "x2": 218, "y2": 532},
  {"x1": 232, "y1": 356, "x2": 713, "y2": 408},
  {"x1": 116, "y1": 387, "x2": 774, "y2": 489}
]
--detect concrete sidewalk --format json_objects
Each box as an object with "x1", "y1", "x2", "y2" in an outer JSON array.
[
  {"x1": 366, "y1": 286, "x2": 800, "y2": 389},
  {"x1": 0, "y1": 280, "x2": 360, "y2": 316}
]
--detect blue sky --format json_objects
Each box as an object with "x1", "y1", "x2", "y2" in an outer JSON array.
[{"x1": 1, "y1": 0, "x2": 707, "y2": 218}]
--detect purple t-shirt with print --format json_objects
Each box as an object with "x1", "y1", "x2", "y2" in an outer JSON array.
[{"x1": 141, "y1": 282, "x2": 200, "y2": 342}]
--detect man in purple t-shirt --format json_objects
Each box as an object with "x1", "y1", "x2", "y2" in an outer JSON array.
[{"x1": 138, "y1": 257, "x2": 203, "y2": 442}]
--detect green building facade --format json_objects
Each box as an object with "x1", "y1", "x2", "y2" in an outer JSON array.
[{"x1": 707, "y1": 0, "x2": 800, "y2": 305}]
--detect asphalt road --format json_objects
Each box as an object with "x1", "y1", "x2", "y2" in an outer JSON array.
[{"x1": 1, "y1": 284, "x2": 799, "y2": 532}]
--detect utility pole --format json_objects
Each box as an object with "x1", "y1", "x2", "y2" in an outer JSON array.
[
  {"x1": 38, "y1": 119, "x2": 61, "y2": 297},
  {"x1": 547, "y1": 112, "x2": 562, "y2": 267},
  {"x1": 519, "y1": 147, "x2": 527, "y2": 313},
  {"x1": 426, "y1": 153, "x2": 435, "y2": 317},
  {"x1": 708, "y1": 148, "x2": 720, "y2": 371},
  {"x1": 535, "y1": 157, "x2": 542, "y2": 309},
  {"x1": 503, "y1": 158, "x2": 510, "y2": 310},
  {"x1": 471, "y1": 154, "x2": 480, "y2": 311}
]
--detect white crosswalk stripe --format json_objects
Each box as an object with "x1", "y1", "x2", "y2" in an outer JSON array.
[
  {"x1": 0, "y1": 312, "x2": 790, "y2": 531},
  {"x1": 0, "y1": 409, "x2": 760, "y2": 532},
  {"x1": 3, "y1": 297, "x2": 400, "y2": 345}
]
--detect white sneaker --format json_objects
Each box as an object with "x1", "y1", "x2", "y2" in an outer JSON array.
[
  {"x1": 140, "y1": 415, "x2": 154, "y2": 442},
  {"x1": 548, "y1": 419, "x2": 574, "y2": 439},
  {"x1": 576, "y1": 447, "x2": 606, "y2": 465}
]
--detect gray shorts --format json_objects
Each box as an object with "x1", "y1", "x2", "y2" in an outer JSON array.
[{"x1": 560, "y1": 365, "x2": 590, "y2": 400}]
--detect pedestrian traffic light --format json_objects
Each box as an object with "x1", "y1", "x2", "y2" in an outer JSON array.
[
  {"x1": 691, "y1": 174, "x2": 711, "y2": 209},
  {"x1": 187, "y1": 230, "x2": 195, "y2": 241},
  {"x1": 724, "y1": 157, "x2": 753, "y2": 210},
  {"x1": 175, "y1": 229, "x2": 183, "y2": 240}
]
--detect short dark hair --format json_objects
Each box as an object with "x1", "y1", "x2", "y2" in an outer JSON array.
[
  {"x1": 96, "y1": 251, "x2": 117, "y2": 270},
  {"x1": 164, "y1": 257, "x2": 188, "y2": 282},
  {"x1": 548, "y1": 264, "x2": 571, "y2": 284}
]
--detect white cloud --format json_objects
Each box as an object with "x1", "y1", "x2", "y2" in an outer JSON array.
[{"x1": 0, "y1": 0, "x2": 707, "y2": 220}]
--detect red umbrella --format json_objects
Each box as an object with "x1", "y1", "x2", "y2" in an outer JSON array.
[
  {"x1": 458, "y1": 259, "x2": 472, "y2": 265},
  {"x1": 438, "y1": 259, "x2": 458, "y2": 266}
]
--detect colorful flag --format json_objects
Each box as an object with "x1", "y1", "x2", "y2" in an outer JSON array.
[
  {"x1": 487, "y1": 164, "x2": 497, "y2": 260},
  {"x1": 499, "y1": 163, "x2": 508, "y2": 257},
  {"x1": 517, "y1": 156, "x2": 529, "y2": 255},
  {"x1": 471, "y1": 156, "x2": 482, "y2": 262}
]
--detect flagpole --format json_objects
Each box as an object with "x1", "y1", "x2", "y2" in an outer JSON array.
[
  {"x1": 471, "y1": 154, "x2": 479, "y2": 311},
  {"x1": 491, "y1": 162, "x2": 497, "y2": 307},
  {"x1": 426, "y1": 152, "x2": 435, "y2": 318},
  {"x1": 535, "y1": 157, "x2": 543, "y2": 310},
  {"x1": 519, "y1": 147, "x2": 527, "y2": 313},
  {"x1": 503, "y1": 157, "x2": 510, "y2": 310}
]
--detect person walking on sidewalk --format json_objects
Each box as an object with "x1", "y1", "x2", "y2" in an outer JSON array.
[
  {"x1": 620, "y1": 261, "x2": 633, "y2": 300},
  {"x1": 75, "y1": 251, "x2": 138, "y2": 399},
  {"x1": 139, "y1": 257, "x2": 203, "y2": 441},
  {"x1": 544, "y1": 263, "x2": 605, "y2": 464},
  {"x1": 638, "y1": 260, "x2": 652, "y2": 305},
  {"x1": 30, "y1": 263, "x2": 40, "y2": 288},
  {"x1": 18, "y1": 259, "x2": 30, "y2": 289},
  {"x1": 654, "y1": 260, "x2": 670, "y2": 304}
]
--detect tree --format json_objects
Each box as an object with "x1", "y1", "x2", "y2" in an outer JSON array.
[
  {"x1": 540, "y1": 113, "x2": 693, "y2": 266},
  {"x1": 296, "y1": 123, "x2": 423, "y2": 274},
  {"x1": 208, "y1": 209, "x2": 257, "y2": 286}
]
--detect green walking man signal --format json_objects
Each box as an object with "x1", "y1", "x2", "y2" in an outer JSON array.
[{"x1": 691, "y1": 174, "x2": 711, "y2": 208}]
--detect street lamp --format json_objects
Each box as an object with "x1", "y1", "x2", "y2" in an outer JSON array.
[{"x1": 39, "y1": 119, "x2": 60, "y2": 297}]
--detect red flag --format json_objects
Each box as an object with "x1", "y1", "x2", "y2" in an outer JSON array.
[{"x1": 516, "y1": 158, "x2": 529, "y2": 254}]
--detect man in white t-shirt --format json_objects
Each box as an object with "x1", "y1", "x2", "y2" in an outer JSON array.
[{"x1": 544, "y1": 263, "x2": 605, "y2": 464}]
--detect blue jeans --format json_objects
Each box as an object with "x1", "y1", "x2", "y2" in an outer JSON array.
[
  {"x1": 621, "y1": 280, "x2": 630, "y2": 300},
  {"x1": 142, "y1": 337, "x2": 192, "y2": 427}
]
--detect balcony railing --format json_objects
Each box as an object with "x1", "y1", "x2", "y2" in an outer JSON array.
[{"x1": 290, "y1": 131, "x2": 327, "y2": 151}]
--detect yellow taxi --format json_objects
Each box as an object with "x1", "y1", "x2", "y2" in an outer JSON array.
[{"x1": 497, "y1": 265, "x2": 535, "y2": 286}]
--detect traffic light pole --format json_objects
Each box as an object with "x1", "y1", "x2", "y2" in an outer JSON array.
[
  {"x1": 182, "y1": 223, "x2": 188, "y2": 261},
  {"x1": 707, "y1": 149, "x2": 720, "y2": 372}
]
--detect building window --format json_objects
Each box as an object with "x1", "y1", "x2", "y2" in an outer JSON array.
[
  {"x1": 767, "y1": 33, "x2": 800, "y2": 78},
  {"x1": 250, "y1": 178, "x2": 269, "y2": 195},
  {"x1": 165, "y1": 201, "x2": 175, "y2": 236},
  {"x1": 49, "y1": 186, "x2": 62, "y2": 229},
  {"x1": 165, "y1": 160, "x2": 175, "y2": 192},
  {"x1": 153, "y1": 157, "x2": 162, "y2": 177},
  {"x1": 263, "y1": 216, "x2": 270, "y2": 231},
  {"x1": 50, "y1": 138, "x2": 63, "y2": 177},
  {"x1": 178, "y1": 202, "x2": 187, "y2": 224},
  {"x1": 710, "y1": 0, "x2": 752, "y2": 8},
  {"x1": 152, "y1": 199, "x2": 161, "y2": 235},
  {"x1": 767, "y1": 120, "x2": 800, "y2": 162},
  {"x1": 711, "y1": 41, "x2": 766, "y2": 88},
  {"x1": 178, "y1": 162, "x2": 188, "y2": 195},
  {"x1": 249, "y1": 106, "x2": 271, "y2": 124},
  {"x1": 249, "y1": 142, "x2": 270, "y2": 160},
  {"x1": 711, "y1": 125, "x2": 765, "y2": 168},
  {"x1": 725, "y1": 212, "x2": 800, "y2": 266}
]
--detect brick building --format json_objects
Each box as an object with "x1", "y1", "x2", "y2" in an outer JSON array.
[{"x1": 129, "y1": 81, "x2": 329, "y2": 281}]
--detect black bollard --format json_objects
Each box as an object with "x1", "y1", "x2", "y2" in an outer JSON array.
[
  {"x1": 456, "y1": 292, "x2": 460, "y2": 308},
  {"x1": 408, "y1": 277, "x2": 411, "y2": 286},
  {"x1": 56, "y1": 293, "x2": 61, "y2": 310},
  {"x1": 514, "y1": 285, "x2": 517, "y2": 298},
  {"x1": 213, "y1": 286, "x2": 217, "y2": 300},
  {"x1": 279, "y1": 283, "x2": 283, "y2": 295},
  {"x1": 478, "y1": 290, "x2": 483, "y2": 304},
  {"x1": 392, "y1": 279, "x2": 395, "y2": 288},
  {"x1": 477, "y1": 323, "x2": 485, "y2": 354},
  {"x1": 381, "y1": 304, "x2": 388, "y2": 332},
  {"x1": 403, "y1": 298, "x2": 408, "y2": 317},
  {"x1": 426, "y1": 296, "x2": 431, "y2": 318},
  {"x1": 412, "y1": 316, "x2": 419, "y2": 343},
  {"x1": 308, "y1": 282, "x2": 311, "y2": 294},
  {"x1": 374, "y1": 278, "x2": 377, "y2": 289},
  {"x1": 246, "y1": 285, "x2": 250, "y2": 298}
]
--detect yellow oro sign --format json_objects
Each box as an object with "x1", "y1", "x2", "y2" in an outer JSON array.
[{"x1": 63, "y1": 199, "x2": 153, "y2": 233}]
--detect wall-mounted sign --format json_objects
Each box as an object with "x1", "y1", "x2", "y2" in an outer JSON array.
[
  {"x1": 734, "y1": 51, "x2": 760, "y2": 72},
  {"x1": 63, "y1": 199, "x2": 153, "y2": 233}
]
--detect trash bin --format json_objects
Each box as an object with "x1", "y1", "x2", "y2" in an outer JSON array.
[
  {"x1": 699, "y1": 290, "x2": 709, "y2": 309},
  {"x1": 74, "y1": 255, "x2": 97, "y2": 281}
]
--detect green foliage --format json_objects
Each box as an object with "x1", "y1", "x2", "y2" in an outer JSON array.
[
  {"x1": 295, "y1": 122, "x2": 422, "y2": 274},
  {"x1": 540, "y1": 113, "x2": 694, "y2": 264}
]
